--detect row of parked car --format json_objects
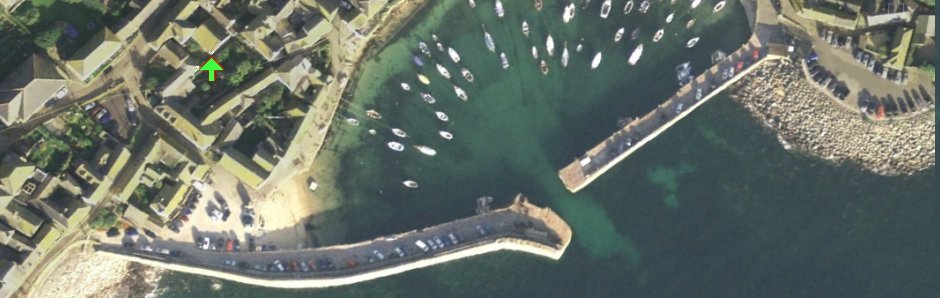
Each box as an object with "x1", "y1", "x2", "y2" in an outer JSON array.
[
  {"x1": 806, "y1": 54, "x2": 851, "y2": 100},
  {"x1": 852, "y1": 48, "x2": 907, "y2": 85}
]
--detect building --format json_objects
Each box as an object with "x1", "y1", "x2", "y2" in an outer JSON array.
[
  {"x1": 153, "y1": 104, "x2": 223, "y2": 150},
  {"x1": 192, "y1": 18, "x2": 232, "y2": 54},
  {"x1": 201, "y1": 56, "x2": 315, "y2": 127},
  {"x1": 0, "y1": 55, "x2": 68, "y2": 126},
  {"x1": 66, "y1": 28, "x2": 123, "y2": 81}
]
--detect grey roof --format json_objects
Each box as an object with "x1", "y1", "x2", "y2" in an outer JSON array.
[{"x1": 0, "y1": 55, "x2": 66, "y2": 125}]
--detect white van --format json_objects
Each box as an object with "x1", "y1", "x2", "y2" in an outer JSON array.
[{"x1": 415, "y1": 240, "x2": 429, "y2": 252}]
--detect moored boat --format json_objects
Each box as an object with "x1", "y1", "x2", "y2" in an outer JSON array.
[
  {"x1": 403, "y1": 180, "x2": 418, "y2": 188},
  {"x1": 436, "y1": 63, "x2": 451, "y2": 78},
  {"x1": 454, "y1": 85, "x2": 468, "y2": 100},
  {"x1": 652, "y1": 28, "x2": 664, "y2": 42},
  {"x1": 346, "y1": 118, "x2": 359, "y2": 126},
  {"x1": 435, "y1": 111, "x2": 449, "y2": 121},
  {"x1": 561, "y1": 42, "x2": 569, "y2": 67},
  {"x1": 563, "y1": 3, "x2": 575, "y2": 23},
  {"x1": 713, "y1": 0, "x2": 725, "y2": 12},
  {"x1": 436, "y1": 42, "x2": 445, "y2": 52},
  {"x1": 500, "y1": 52, "x2": 510, "y2": 69},
  {"x1": 535, "y1": 0, "x2": 543, "y2": 11},
  {"x1": 624, "y1": 0, "x2": 634, "y2": 14},
  {"x1": 461, "y1": 68, "x2": 474, "y2": 82},
  {"x1": 690, "y1": 0, "x2": 701, "y2": 9},
  {"x1": 531, "y1": 46, "x2": 539, "y2": 59},
  {"x1": 522, "y1": 20, "x2": 530, "y2": 37},
  {"x1": 392, "y1": 128, "x2": 407, "y2": 138},
  {"x1": 439, "y1": 131, "x2": 453, "y2": 140},
  {"x1": 546, "y1": 34, "x2": 555, "y2": 56},
  {"x1": 401, "y1": 82, "x2": 411, "y2": 91},
  {"x1": 483, "y1": 25, "x2": 495, "y2": 52},
  {"x1": 591, "y1": 52, "x2": 602, "y2": 69},
  {"x1": 495, "y1": 0, "x2": 505, "y2": 18},
  {"x1": 421, "y1": 92, "x2": 436, "y2": 104},
  {"x1": 686, "y1": 19, "x2": 696, "y2": 28},
  {"x1": 388, "y1": 141, "x2": 404, "y2": 151},
  {"x1": 666, "y1": 12, "x2": 674, "y2": 23},
  {"x1": 576, "y1": 43, "x2": 583, "y2": 52},
  {"x1": 639, "y1": 0, "x2": 650, "y2": 13},
  {"x1": 628, "y1": 44, "x2": 644, "y2": 65},
  {"x1": 418, "y1": 41, "x2": 431, "y2": 56},
  {"x1": 540, "y1": 60, "x2": 549, "y2": 75},
  {"x1": 600, "y1": 0, "x2": 611, "y2": 18},
  {"x1": 630, "y1": 28, "x2": 640, "y2": 40},
  {"x1": 417, "y1": 74, "x2": 431, "y2": 85},
  {"x1": 469, "y1": 0, "x2": 476, "y2": 8},
  {"x1": 614, "y1": 27, "x2": 625, "y2": 42},
  {"x1": 366, "y1": 109, "x2": 381, "y2": 119},
  {"x1": 414, "y1": 145, "x2": 437, "y2": 156},
  {"x1": 448, "y1": 47, "x2": 461, "y2": 63},
  {"x1": 412, "y1": 55, "x2": 424, "y2": 66},
  {"x1": 686, "y1": 37, "x2": 700, "y2": 48}
]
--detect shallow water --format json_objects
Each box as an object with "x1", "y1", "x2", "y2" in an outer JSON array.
[{"x1": 157, "y1": 0, "x2": 937, "y2": 296}]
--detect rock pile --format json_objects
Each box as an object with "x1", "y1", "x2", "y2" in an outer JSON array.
[{"x1": 731, "y1": 60, "x2": 935, "y2": 176}]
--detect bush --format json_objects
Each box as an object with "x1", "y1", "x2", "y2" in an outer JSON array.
[
  {"x1": 13, "y1": 6, "x2": 41, "y2": 26},
  {"x1": 226, "y1": 60, "x2": 263, "y2": 87},
  {"x1": 89, "y1": 209, "x2": 118, "y2": 230},
  {"x1": 34, "y1": 25, "x2": 63, "y2": 49}
]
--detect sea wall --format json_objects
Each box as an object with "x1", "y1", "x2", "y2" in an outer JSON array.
[{"x1": 730, "y1": 60, "x2": 936, "y2": 175}]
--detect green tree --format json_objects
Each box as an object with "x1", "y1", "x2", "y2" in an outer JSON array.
[
  {"x1": 226, "y1": 60, "x2": 263, "y2": 87},
  {"x1": 13, "y1": 6, "x2": 41, "y2": 27},
  {"x1": 34, "y1": 25, "x2": 63, "y2": 49},
  {"x1": 143, "y1": 76, "x2": 160, "y2": 92},
  {"x1": 89, "y1": 209, "x2": 118, "y2": 230}
]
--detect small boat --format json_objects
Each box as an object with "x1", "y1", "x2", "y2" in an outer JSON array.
[
  {"x1": 346, "y1": 118, "x2": 360, "y2": 126},
  {"x1": 652, "y1": 29, "x2": 664, "y2": 42},
  {"x1": 691, "y1": 0, "x2": 701, "y2": 9},
  {"x1": 639, "y1": 0, "x2": 650, "y2": 13},
  {"x1": 563, "y1": 3, "x2": 575, "y2": 23},
  {"x1": 686, "y1": 19, "x2": 696, "y2": 28},
  {"x1": 461, "y1": 68, "x2": 474, "y2": 82},
  {"x1": 540, "y1": 60, "x2": 549, "y2": 75},
  {"x1": 388, "y1": 141, "x2": 404, "y2": 151},
  {"x1": 454, "y1": 85, "x2": 468, "y2": 100},
  {"x1": 500, "y1": 52, "x2": 510, "y2": 69},
  {"x1": 436, "y1": 63, "x2": 451, "y2": 78},
  {"x1": 417, "y1": 74, "x2": 431, "y2": 85},
  {"x1": 630, "y1": 28, "x2": 640, "y2": 40},
  {"x1": 392, "y1": 128, "x2": 407, "y2": 138},
  {"x1": 436, "y1": 42, "x2": 445, "y2": 52},
  {"x1": 483, "y1": 25, "x2": 495, "y2": 52},
  {"x1": 532, "y1": 46, "x2": 539, "y2": 59},
  {"x1": 366, "y1": 109, "x2": 382, "y2": 119},
  {"x1": 495, "y1": 0, "x2": 505, "y2": 18},
  {"x1": 421, "y1": 92, "x2": 436, "y2": 104},
  {"x1": 369, "y1": 129, "x2": 376, "y2": 135},
  {"x1": 614, "y1": 27, "x2": 625, "y2": 42},
  {"x1": 713, "y1": 0, "x2": 726, "y2": 12},
  {"x1": 628, "y1": 44, "x2": 643, "y2": 65},
  {"x1": 561, "y1": 43, "x2": 569, "y2": 67},
  {"x1": 665, "y1": 13, "x2": 674, "y2": 23},
  {"x1": 624, "y1": 0, "x2": 634, "y2": 14},
  {"x1": 546, "y1": 34, "x2": 555, "y2": 56},
  {"x1": 591, "y1": 52, "x2": 602, "y2": 69},
  {"x1": 448, "y1": 47, "x2": 461, "y2": 63},
  {"x1": 576, "y1": 43, "x2": 583, "y2": 52},
  {"x1": 414, "y1": 145, "x2": 437, "y2": 156},
  {"x1": 418, "y1": 41, "x2": 431, "y2": 56},
  {"x1": 522, "y1": 20, "x2": 530, "y2": 37},
  {"x1": 435, "y1": 111, "x2": 449, "y2": 121},
  {"x1": 432, "y1": 34, "x2": 440, "y2": 42},
  {"x1": 413, "y1": 56, "x2": 426, "y2": 68},
  {"x1": 469, "y1": 0, "x2": 476, "y2": 8},
  {"x1": 439, "y1": 131, "x2": 453, "y2": 140},
  {"x1": 403, "y1": 180, "x2": 419, "y2": 188},
  {"x1": 600, "y1": 0, "x2": 611, "y2": 18},
  {"x1": 686, "y1": 37, "x2": 700, "y2": 48},
  {"x1": 535, "y1": 0, "x2": 543, "y2": 11},
  {"x1": 401, "y1": 82, "x2": 411, "y2": 91}
]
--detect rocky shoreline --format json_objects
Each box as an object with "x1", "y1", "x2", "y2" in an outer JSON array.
[
  {"x1": 31, "y1": 249, "x2": 163, "y2": 298},
  {"x1": 730, "y1": 60, "x2": 935, "y2": 176}
]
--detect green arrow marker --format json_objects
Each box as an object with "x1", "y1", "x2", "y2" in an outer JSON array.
[{"x1": 200, "y1": 57, "x2": 224, "y2": 82}]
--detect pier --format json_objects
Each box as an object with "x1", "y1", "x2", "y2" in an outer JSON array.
[
  {"x1": 95, "y1": 194, "x2": 571, "y2": 289},
  {"x1": 559, "y1": 0, "x2": 789, "y2": 192}
]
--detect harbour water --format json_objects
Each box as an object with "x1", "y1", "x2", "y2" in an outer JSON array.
[{"x1": 157, "y1": 0, "x2": 937, "y2": 296}]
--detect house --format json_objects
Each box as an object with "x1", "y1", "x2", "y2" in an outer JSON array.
[
  {"x1": 192, "y1": 18, "x2": 232, "y2": 54},
  {"x1": 352, "y1": 0, "x2": 388, "y2": 18},
  {"x1": 201, "y1": 56, "x2": 315, "y2": 126},
  {"x1": 66, "y1": 28, "x2": 123, "y2": 81},
  {"x1": 0, "y1": 259, "x2": 27, "y2": 298},
  {"x1": 153, "y1": 103, "x2": 222, "y2": 150},
  {"x1": 154, "y1": 39, "x2": 195, "y2": 68},
  {"x1": 0, "y1": 55, "x2": 68, "y2": 126},
  {"x1": 218, "y1": 150, "x2": 268, "y2": 189}
]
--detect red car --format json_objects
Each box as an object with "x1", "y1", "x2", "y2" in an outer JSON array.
[
  {"x1": 752, "y1": 48, "x2": 760, "y2": 60},
  {"x1": 225, "y1": 239, "x2": 234, "y2": 252},
  {"x1": 736, "y1": 61, "x2": 744, "y2": 72}
]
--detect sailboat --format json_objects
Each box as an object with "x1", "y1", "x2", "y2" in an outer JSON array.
[
  {"x1": 532, "y1": 46, "x2": 539, "y2": 59},
  {"x1": 600, "y1": 0, "x2": 611, "y2": 18},
  {"x1": 614, "y1": 27, "x2": 625, "y2": 42},
  {"x1": 461, "y1": 68, "x2": 474, "y2": 82},
  {"x1": 439, "y1": 131, "x2": 453, "y2": 140},
  {"x1": 403, "y1": 180, "x2": 419, "y2": 188},
  {"x1": 546, "y1": 34, "x2": 555, "y2": 56},
  {"x1": 448, "y1": 47, "x2": 461, "y2": 63},
  {"x1": 563, "y1": 3, "x2": 576, "y2": 23},
  {"x1": 483, "y1": 25, "x2": 495, "y2": 52},
  {"x1": 628, "y1": 44, "x2": 643, "y2": 65},
  {"x1": 561, "y1": 42, "x2": 569, "y2": 67},
  {"x1": 421, "y1": 92, "x2": 437, "y2": 104},
  {"x1": 495, "y1": 0, "x2": 505, "y2": 18},
  {"x1": 522, "y1": 20, "x2": 530, "y2": 37},
  {"x1": 468, "y1": 0, "x2": 476, "y2": 8},
  {"x1": 686, "y1": 37, "x2": 700, "y2": 48},
  {"x1": 591, "y1": 52, "x2": 602, "y2": 69},
  {"x1": 435, "y1": 111, "x2": 449, "y2": 122},
  {"x1": 713, "y1": 0, "x2": 726, "y2": 12},
  {"x1": 388, "y1": 141, "x2": 404, "y2": 152},
  {"x1": 624, "y1": 0, "x2": 634, "y2": 14},
  {"x1": 666, "y1": 13, "x2": 674, "y2": 23},
  {"x1": 652, "y1": 29, "x2": 664, "y2": 42},
  {"x1": 417, "y1": 74, "x2": 431, "y2": 85},
  {"x1": 691, "y1": 0, "x2": 701, "y2": 9},
  {"x1": 400, "y1": 82, "x2": 411, "y2": 91},
  {"x1": 436, "y1": 63, "x2": 451, "y2": 78},
  {"x1": 391, "y1": 128, "x2": 407, "y2": 138},
  {"x1": 454, "y1": 85, "x2": 468, "y2": 100},
  {"x1": 414, "y1": 145, "x2": 437, "y2": 156}
]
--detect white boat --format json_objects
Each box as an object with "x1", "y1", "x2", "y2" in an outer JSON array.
[
  {"x1": 387, "y1": 141, "x2": 404, "y2": 151},
  {"x1": 421, "y1": 92, "x2": 436, "y2": 104},
  {"x1": 540, "y1": 60, "x2": 549, "y2": 75},
  {"x1": 435, "y1": 111, "x2": 449, "y2": 121},
  {"x1": 652, "y1": 29, "x2": 664, "y2": 42},
  {"x1": 418, "y1": 41, "x2": 431, "y2": 56},
  {"x1": 454, "y1": 85, "x2": 468, "y2": 100},
  {"x1": 436, "y1": 42, "x2": 445, "y2": 52},
  {"x1": 461, "y1": 68, "x2": 474, "y2": 82},
  {"x1": 366, "y1": 109, "x2": 382, "y2": 119},
  {"x1": 417, "y1": 74, "x2": 431, "y2": 85},
  {"x1": 600, "y1": 0, "x2": 611, "y2": 18},
  {"x1": 439, "y1": 131, "x2": 453, "y2": 140},
  {"x1": 531, "y1": 46, "x2": 539, "y2": 59},
  {"x1": 495, "y1": 0, "x2": 505, "y2": 18},
  {"x1": 576, "y1": 43, "x2": 583, "y2": 52},
  {"x1": 436, "y1": 63, "x2": 451, "y2": 79},
  {"x1": 401, "y1": 82, "x2": 411, "y2": 91},
  {"x1": 432, "y1": 34, "x2": 439, "y2": 42},
  {"x1": 690, "y1": 0, "x2": 701, "y2": 9},
  {"x1": 403, "y1": 180, "x2": 419, "y2": 188},
  {"x1": 686, "y1": 19, "x2": 696, "y2": 28},
  {"x1": 414, "y1": 145, "x2": 437, "y2": 156},
  {"x1": 713, "y1": 0, "x2": 726, "y2": 12},
  {"x1": 614, "y1": 27, "x2": 625, "y2": 42},
  {"x1": 392, "y1": 128, "x2": 407, "y2": 138},
  {"x1": 563, "y1": 3, "x2": 575, "y2": 23},
  {"x1": 522, "y1": 20, "x2": 530, "y2": 37},
  {"x1": 535, "y1": 0, "x2": 543, "y2": 11},
  {"x1": 483, "y1": 25, "x2": 496, "y2": 52},
  {"x1": 546, "y1": 34, "x2": 555, "y2": 56},
  {"x1": 468, "y1": 0, "x2": 476, "y2": 8},
  {"x1": 561, "y1": 43, "x2": 569, "y2": 67},
  {"x1": 628, "y1": 44, "x2": 643, "y2": 65},
  {"x1": 345, "y1": 118, "x2": 359, "y2": 126},
  {"x1": 500, "y1": 52, "x2": 510, "y2": 69},
  {"x1": 639, "y1": 0, "x2": 650, "y2": 13},
  {"x1": 686, "y1": 37, "x2": 700, "y2": 48},
  {"x1": 448, "y1": 47, "x2": 461, "y2": 63},
  {"x1": 591, "y1": 51, "x2": 602, "y2": 69},
  {"x1": 666, "y1": 13, "x2": 674, "y2": 23},
  {"x1": 624, "y1": 0, "x2": 634, "y2": 14}
]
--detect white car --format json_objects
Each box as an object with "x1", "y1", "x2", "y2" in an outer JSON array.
[
  {"x1": 415, "y1": 240, "x2": 429, "y2": 252},
  {"x1": 676, "y1": 103, "x2": 684, "y2": 113},
  {"x1": 223, "y1": 259, "x2": 237, "y2": 266}
]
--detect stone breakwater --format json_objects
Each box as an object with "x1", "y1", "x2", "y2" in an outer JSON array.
[{"x1": 730, "y1": 60, "x2": 936, "y2": 175}]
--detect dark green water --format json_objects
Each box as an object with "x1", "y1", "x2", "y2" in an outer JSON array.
[{"x1": 157, "y1": 0, "x2": 937, "y2": 296}]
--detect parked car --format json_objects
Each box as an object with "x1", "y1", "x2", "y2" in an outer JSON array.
[
  {"x1": 415, "y1": 240, "x2": 429, "y2": 252},
  {"x1": 223, "y1": 259, "x2": 237, "y2": 266}
]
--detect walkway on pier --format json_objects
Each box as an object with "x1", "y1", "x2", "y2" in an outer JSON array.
[
  {"x1": 558, "y1": 0, "x2": 789, "y2": 192},
  {"x1": 95, "y1": 195, "x2": 571, "y2": 289}
]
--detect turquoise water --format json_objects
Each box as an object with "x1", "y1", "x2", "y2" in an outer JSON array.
[{"x1": 157, "y1": 0, "x2": 937, "y2": 296}]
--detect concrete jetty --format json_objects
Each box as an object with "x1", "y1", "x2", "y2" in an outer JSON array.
[
  {"x1": 558, "y1": 0, "x2": 789, "y2": 192},
  {"x1": 95, "y1": 194, "x2": 571, "y2": 289}
]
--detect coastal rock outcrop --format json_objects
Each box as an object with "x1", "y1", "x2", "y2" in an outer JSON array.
[
  {"x1": 31, "y1": 248, "x2": 163, "y2": 298},
  {"x1": 730, "y1": 60, "x2": 935, "y2": 175}
]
